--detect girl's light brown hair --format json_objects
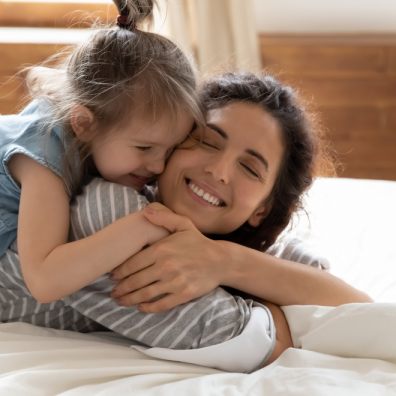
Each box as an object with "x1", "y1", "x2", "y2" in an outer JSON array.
[{"x1": 25, "y1": 0, "x2": 202, "y2": 194}]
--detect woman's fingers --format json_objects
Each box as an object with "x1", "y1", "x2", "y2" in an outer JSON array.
[
  {"x1": 111, "y1": 223, "x2": 224, "y2": 309},
  {"x1": 111, "y1": 247, "x2": 154, "y2": 280},
  {"x1": 115, "y1": 279, "x2": 199, "y2": 313},
  {"x1": 114, "y1": 281, "x2": 167, "y2": 307},
  {"x1": 112, "y1": 263, "x2": 158, "y2": 298}
]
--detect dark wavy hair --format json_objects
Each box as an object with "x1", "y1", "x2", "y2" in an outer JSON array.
[{"x1": 201, "y1": 72, "x2": 330, "y2": 251}]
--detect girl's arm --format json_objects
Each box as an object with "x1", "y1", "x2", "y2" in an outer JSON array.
[
  {"x1": 111, "y1": 206, "x2": 372, "y2": 311},
  {"x1": 9, "y1": 154, "x2": 167, "y2": 303}
]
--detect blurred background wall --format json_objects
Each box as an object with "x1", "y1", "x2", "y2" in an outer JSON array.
[{"x1": 1, "y1": 0, "x2": 395, "y2": 180}]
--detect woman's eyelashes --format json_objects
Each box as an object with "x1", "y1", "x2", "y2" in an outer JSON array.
[
  {"x1": 191, "y1": 130, "x2": 221, "y2": 150},
  {"x1": 240, "y1": 162, "x2": 262, "y2": 180},
  {"x1": 191, "y1": 130, "x2": 265, "y2": 181},
  {"x1": 201, "y1": 139, "x2": 220, "y2": 149},
  {"x1": 135, "y1": 146, "x2": 152, "y2": 152}
]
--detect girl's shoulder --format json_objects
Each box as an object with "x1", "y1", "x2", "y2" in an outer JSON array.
[
  {"x1": 0, "y1": 99, "x2": 72, "y2": 189},
  {"x1": 0, "y1": 99, "x2": 53, "y2": 139}
]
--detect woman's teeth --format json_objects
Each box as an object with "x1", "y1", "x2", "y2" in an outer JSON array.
[{"x1": 188, "y1": 181, "x2": 222, "y2": 206}]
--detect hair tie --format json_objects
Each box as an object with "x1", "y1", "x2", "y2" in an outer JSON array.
[{"x1": 117, "y1": 11, "x2": 136, "y2": 30}]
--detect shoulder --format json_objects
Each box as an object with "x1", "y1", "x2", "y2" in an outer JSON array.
[
  {"x1": 70, "y1": 178, "x2": 150, "y2": 239},
  {"x1": 267, "y1": 235, "x2": 331, "y2": 270},
  {"x1": 72, "y1": 178, "x2": 149, "y2": 218},
  {"x1": 0, "y1": 100, "x2": 67, "y2": 178}
]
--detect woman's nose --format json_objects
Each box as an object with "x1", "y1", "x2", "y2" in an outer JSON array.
[{"x1": 204, "y1": 155, "x2": 231, "y2": 184}]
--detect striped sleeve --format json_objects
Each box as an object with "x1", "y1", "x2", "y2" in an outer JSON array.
[
  {"x1": 70, "y1": 177, "x2": 149, "y2": 240},
  {"x1": 0, "y1": 249, "x2": 103, "y2": 332},
  {"x1": 267, "y1": 236, "x2": 330, "y2": 270},
  {"x1": 65, "y1": 280, "x2": 257, "y2": 349}
]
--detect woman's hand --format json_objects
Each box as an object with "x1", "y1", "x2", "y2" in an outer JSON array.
[{"x1": 111, "y1": 204, "x2": 226, "y2": 312}]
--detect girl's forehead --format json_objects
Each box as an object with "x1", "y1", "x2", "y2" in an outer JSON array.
[{"x1": 122, "y1": 108, "x2": 193, "y2": 146}]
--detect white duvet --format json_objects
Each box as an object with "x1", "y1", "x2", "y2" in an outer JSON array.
[
  {"x1": 1, "y1": 177, "x2": 396, "y2": 395},
  {"x1": 1, "y1": 303, "x2": 396, "y2": 395}
]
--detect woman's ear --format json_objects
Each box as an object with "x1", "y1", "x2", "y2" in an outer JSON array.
[
  {"x1": 70, "y1": 105, "x2": 96, "y2": 142},
  {"x1": 247, "y1": 204, "x2": 268, "y2": 227}
]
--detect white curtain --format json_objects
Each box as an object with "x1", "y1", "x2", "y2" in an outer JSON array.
[{"x1": 154, "y1": 0, "x2": 261, "y2": 75}]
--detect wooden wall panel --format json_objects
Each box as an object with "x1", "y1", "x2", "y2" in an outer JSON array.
[
  {"x1": 1, "y1": 32, "x2": 395, "y2": 180},
  {"x1": 0, "y1": 42, "x2": 70, "y2": 113},
  {"x1": 0, "y1": 1, "x2": 116, "y2": 111},
  {"x1": 0, "y1": 2, "x2": 117, "y2": 28},
  {"x1": 260, "y1": 34, "x2": 396, "y2": 181}
]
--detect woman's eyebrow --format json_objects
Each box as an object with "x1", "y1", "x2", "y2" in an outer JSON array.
[
  {"x1": 207, "y1": 122, "x2": 269, "y2": 170},
  {"x1": 246, "y1": 149, "x2": 268, "y2": 170},
  {"x1": 206, "y1": 123, "x2": 228, "y2": 139}
]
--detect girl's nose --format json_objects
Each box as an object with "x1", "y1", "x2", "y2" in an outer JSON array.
[{"x1": 146, "y1": 157, "x2": 165, "y2": 175}]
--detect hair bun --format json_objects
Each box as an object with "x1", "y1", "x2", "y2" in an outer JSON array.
[{"x1": 113, "y1": 0, "x2": 155, "y2": 30}]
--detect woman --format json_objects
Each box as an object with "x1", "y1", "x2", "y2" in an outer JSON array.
[{"x1": 111, "y1": 72, "x2": 372, "y2": 312}]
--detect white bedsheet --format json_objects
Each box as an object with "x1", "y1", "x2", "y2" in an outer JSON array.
[
  {"x1": 1, "y1": 177, "x2": 396, "y2": 395},
  {"x1": 1, "y1": 303, "x2": 396, "y2": 395}
]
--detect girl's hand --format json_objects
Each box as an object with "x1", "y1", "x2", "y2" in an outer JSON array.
[{"x1": 111, "y1": 205, "x2": 226, "y2": 312}]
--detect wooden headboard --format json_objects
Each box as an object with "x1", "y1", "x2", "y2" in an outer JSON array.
[{"x1": 259, "y1": 34, "x2": 396, "y2": 181}]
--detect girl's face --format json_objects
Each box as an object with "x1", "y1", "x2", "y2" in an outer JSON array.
[
  {"x1": 89, "y1": 107, "x2": 194, "y2": 191},
  {"x1": 158, "y1": 102, "x2": 285, "y2": 234}
]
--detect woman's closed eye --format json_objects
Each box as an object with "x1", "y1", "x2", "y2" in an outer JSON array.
[
  {"x1": 135, "y1": 146, "x2": 152, "y2": 152},
  {"x1": 200, "y1": 139, "x2": 220, "y2": 149},
  {"x1": 190, "y1": 128, "x2": 221, "y2": 150},
  {"x1": 240, "y1": 162, "x2": 262, "y2": 180}
]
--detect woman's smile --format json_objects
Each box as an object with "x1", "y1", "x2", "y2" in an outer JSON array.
[{"x1": 185, "y1": 179, "x2": 225, "y2": 207}]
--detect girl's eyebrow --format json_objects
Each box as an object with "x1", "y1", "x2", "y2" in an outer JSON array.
[{"x1": 206, "y1": 123, "x2": 269, "y2": 170}]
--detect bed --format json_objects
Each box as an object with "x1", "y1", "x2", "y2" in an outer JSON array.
[{"x1": 1, "y1": 177, "x2": 396, "y2": 395}]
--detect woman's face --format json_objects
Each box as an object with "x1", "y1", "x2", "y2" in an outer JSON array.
[{"x1": 158, "y1": 102, "x2": 285, "y2": 234}]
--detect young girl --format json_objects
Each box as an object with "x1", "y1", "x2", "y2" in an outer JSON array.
[{"x1": 0, "y1": 0, "x2": 201, "y2": 303}]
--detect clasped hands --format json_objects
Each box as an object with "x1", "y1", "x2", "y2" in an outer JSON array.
[{"x1": 111, "y1": 203, "x2": 224, "y2": 312}]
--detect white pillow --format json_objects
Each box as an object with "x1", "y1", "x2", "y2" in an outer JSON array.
[{"x1": 288, "y1": 177, "x2": 396, "y2": 302}]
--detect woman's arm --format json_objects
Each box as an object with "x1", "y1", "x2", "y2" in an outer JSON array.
[
  {"x1": 9, "y1": 155, "x2": 167, "y2": 303},
  {"x1": 219, "y1": 241, "x2": 373, "y2": 307},
  {"x1": 261, "y1": 301, "x2": 293, "y2": 365},
  {"x1": 111, "y1": 206, "x2": 372, "y2": 312}
]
